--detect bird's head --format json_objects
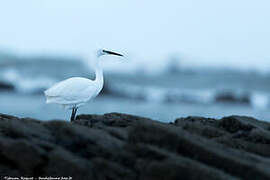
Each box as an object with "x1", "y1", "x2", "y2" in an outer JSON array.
[{"x1": 97, "y1": 49, "x2": 123, "y2": 58}]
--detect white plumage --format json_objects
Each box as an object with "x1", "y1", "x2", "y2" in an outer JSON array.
[
  {"x1": 44, "y1": 49, "x2": 123, "y2": 121},
  {"x1": 45, "y1": 77, "x2": 99, "y2": 108}
]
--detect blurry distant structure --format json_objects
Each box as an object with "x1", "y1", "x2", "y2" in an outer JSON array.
[
  {"x1": 135, "y1": 66, "x2": 147, "y2": 77},
  {"x1": 0, "y1": 50, "x2": 18, "y2": 66},
  {"x1": 166, "y1": 55, "x2": 181, "y2": 74}
]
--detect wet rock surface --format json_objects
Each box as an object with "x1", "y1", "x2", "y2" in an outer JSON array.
[{"x1": 0, "y1": 113, "x2": 270, "y2": 179}]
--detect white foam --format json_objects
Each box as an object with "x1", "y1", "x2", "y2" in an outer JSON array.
[
  {"x1": 110, "y1": 83, "x2": 215, "y2": 105},
  {"x1": 251, "y1": 92, "x2": 269, "y2": 109},
  {"x1": 1, "y1": 69, "x2": 56, "y2": 93}
]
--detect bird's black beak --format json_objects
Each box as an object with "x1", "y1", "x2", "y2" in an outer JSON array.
[{"x1": 103, "y1": 50, "x2": 123, "y2": 57}]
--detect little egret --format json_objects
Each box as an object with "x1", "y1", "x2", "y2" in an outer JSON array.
[{"x1": 44, "y1": 49, "x2": 123, "y2": 122}]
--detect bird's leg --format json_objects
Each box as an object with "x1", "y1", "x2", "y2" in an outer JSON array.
[
  {"x1": 70, "y1": 108, "x2": 76, "y2": 122},
  {"x1": 74, "y1": 107, "x2": 78, "y2": 120}
]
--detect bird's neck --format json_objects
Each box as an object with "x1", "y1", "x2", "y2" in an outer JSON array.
[{"x1": 94, "y1": 61, "x2": 104, "y2": 89}]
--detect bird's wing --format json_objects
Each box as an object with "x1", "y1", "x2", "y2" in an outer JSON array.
[{"x1": 44, "y1": 77, "x2": 98, "y2": 104}]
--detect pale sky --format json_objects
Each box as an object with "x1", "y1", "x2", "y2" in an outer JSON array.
[{"x1": 0, "y1": 0, "x2": 270, "y2": 71}]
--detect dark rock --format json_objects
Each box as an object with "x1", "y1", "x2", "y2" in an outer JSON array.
[
  {"x1": 0, "y1": 113, "x2": 270, "y2": 179},
  {"x1": 215, "y1": 91, "x2": 250, "y2": 104},
  {"x1": 219, "y1": 116, "x2": 255, "y2": 133},
  {"x1": 0, "y1": 81, "x2": 14, "y2": 91}
]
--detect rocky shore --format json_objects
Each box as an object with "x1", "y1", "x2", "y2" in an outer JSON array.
[{"x1": 0, "y1": 113, "x2": 270, "y2": 179}]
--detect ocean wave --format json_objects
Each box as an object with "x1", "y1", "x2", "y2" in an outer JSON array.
[
  {"x1": 1, "y1": 68, "x2": 269, "y2": 110},
  {"x1": 1, "y1": 69, "x2": 57, "y2": 94},
  {"x1": 107, "y1": 83, "x2": 270, "y2": 109},
  {"x1": 108, "y1": 83, "x2": 214, "y2": 104}
]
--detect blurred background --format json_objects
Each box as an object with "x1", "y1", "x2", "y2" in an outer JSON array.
[{"x1": 1, "y1": 0, "x2": 270, "y2": 122}]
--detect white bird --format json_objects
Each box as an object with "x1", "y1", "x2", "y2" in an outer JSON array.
[{"x1": 44, "y1": 49, "x2": 123, "y2": 122}]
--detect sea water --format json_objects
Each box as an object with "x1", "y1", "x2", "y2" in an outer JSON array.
[{"x1": 1, "y1": 57, "x2": 270, "y2": 122}]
